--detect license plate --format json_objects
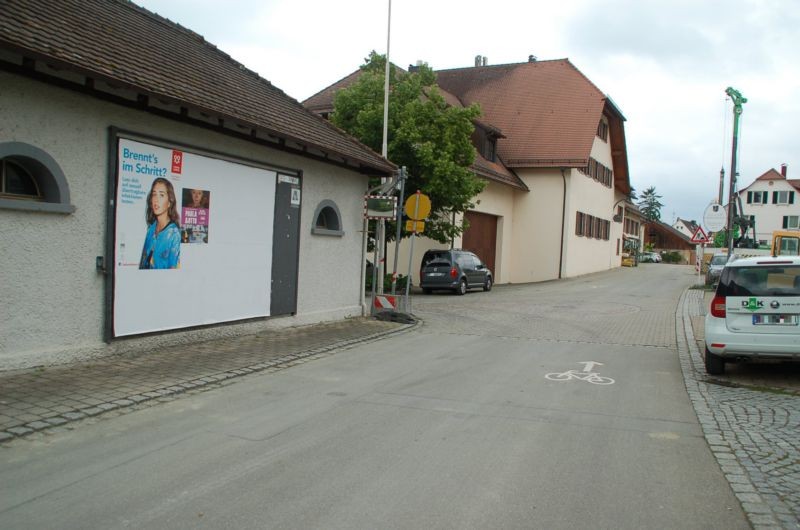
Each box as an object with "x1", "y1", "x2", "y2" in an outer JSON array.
[
  {"x1": 753, "y1": 314, "x2": 798, "y2": 325},
  {"x1": 427, "y1": 272, "x2": 443, "y2": 277}
]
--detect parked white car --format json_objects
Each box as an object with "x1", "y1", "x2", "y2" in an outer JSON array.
[{"x1": 704, "y1": 255, "x2": 800, "y2": 374}]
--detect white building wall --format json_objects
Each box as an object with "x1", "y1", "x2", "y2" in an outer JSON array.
[
  {"x1": 0, "y1": 72, "x2": 369, "y2": 369},
  {"x1": 510, "y1": 169, "x2": 563, "y2": 283},
  {"x1": 562, "y1": 135, "x2": 619, "y2": 277},
  {"x1": 741, "y1": 179, "x2": 800, "y2": 244}
]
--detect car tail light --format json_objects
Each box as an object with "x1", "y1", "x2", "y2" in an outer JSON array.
[
  {"x1": 450, "y1": 267, "x2": 458, "y2": 279},
  {"x1": 710, "y1": 295, "x2": 726, "y2": 318}
]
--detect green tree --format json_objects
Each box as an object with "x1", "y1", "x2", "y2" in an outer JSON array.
[
  {"x1": 713, "y1": 227, "x2": 739, "y2": 248},
  {"x1": 637, "y1": 186, "x2": 664, "y2": 221},
  {"x1": 331, "y1": 52, "x2": 486, "y2": 243}
]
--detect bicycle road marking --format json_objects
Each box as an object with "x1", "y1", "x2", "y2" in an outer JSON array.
[{"x1": 545, "y1": 361, "x2": 615, "y2": 385}]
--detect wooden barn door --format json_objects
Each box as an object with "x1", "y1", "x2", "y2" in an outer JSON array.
[{"x1": 462, "y1": 210, "x2": 497, "y2": 275}]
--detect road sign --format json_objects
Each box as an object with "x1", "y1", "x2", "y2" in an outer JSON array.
[
  {"x1": 373, "y1": 294, "x2": 397, "y2": 310},
  {"x1": 404, "y1": 192, "x2": 431, "y2": 220},
  {"x1": 703, "y1": 203, "x2": 727, "y2": 232},
  {"x1": 405, "y1": 220, "x2": 425, "y2": 233},
  {"x1": 690, "y1": 226, "x2": 710, "y2": 244}
]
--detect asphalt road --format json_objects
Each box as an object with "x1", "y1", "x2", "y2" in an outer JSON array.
[{"x1": 0, "y1": 264, "x2": 749, "y2": 529}]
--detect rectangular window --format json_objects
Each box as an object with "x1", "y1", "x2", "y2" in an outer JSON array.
[
  {"x1": 784, "y1": 215, "x2": 799, "y2": 229},
  {"x1": 597, "y1": 120, "x2": 608, "y2": 142},
  {"x1": 576, "y1": 212, "x2": 584, "y2": 236},
  {"x1": 774, "y1": 191, "x2": 794, "y2": 204}
]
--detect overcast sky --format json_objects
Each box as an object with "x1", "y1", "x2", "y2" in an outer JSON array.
[{"x1": 135, "y1": 0, "x2": 799, "y2": 228}]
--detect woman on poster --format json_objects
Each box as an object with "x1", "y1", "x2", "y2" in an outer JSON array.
[{"x1": 139, "y1": 177, "x2": 181, "y2": 269}]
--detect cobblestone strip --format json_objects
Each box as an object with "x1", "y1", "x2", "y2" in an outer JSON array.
[
  {"x1": 677, "y1": 289, "x2": 800, "y2": 529},
  {"x1": 0, "y1": 319, "x2": 420, "y2": 443}
]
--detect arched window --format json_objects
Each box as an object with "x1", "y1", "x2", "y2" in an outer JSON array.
[
  {"x1": 1, "y1": 159, "x2": 41, "y2": 199},
  {"x1": 0, "y1": 142, "x2": 74, "y2": 213},
  {"x1": 311, "y1": 200, "x2": 344, "y2": 236}
]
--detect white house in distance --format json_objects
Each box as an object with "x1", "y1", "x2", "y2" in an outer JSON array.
[
  {"x1": 305, "y1": 57, "x2": 635, "y2": 284},
  {"x1": 739, "y1": 164, "x2": 799, "y2": 246},
  {"x1": 0, "y1": 0, "x2": 395, "y2": 369},
  {"x1": 673, "y1": 218, "x2": 699, "y2": 239}
]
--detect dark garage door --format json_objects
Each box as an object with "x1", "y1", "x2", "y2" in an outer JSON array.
[{"x1": 462, "y1": 210, "x2": 497, "y2": 276}]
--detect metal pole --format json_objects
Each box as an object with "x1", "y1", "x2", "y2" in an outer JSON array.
[
  {"x1": 725, "y1": 87, "x2": 746, "y2": 256},
  {"x1": 405, "y1": 191, "x2": 422, "y2": 300},
  {"x1": 390, "y1": 167, "x2": 406, "y2": 294},
  {"x1": 376, "y1": 0, "x2": 392, "y2": 294}
]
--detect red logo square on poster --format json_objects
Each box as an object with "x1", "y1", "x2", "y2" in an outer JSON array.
[{"x1": 172, "y1": 150, "x2": 183, "y2": 174}]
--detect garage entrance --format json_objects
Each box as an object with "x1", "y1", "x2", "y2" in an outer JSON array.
[{"x1": 462, "y1": 210, "x2": 498, "y2": 275}]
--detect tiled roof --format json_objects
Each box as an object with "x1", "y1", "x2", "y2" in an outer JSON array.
[
  {"x1": 302, "y1": 65, "x2": 524, "y2": 191},
  {"x1": 755, "y1": 169, "x2": 784, "y2": 181},
  {"x1": 303, "y1": 58, "x2": 631, "y2": 195},
  {"x1": 0, "y1": 0, "x2": 394, "y2": 175},
  {"x1": 646, "y1": 220, "x2": 694, "y2": 245},
  {"x1": 434, "y1": 60, "x2": 605, "y2": 168},
  {"x1": 741, "y1": 169, "x2": 800, "y2": 192},
  {"x1": 472, "y1": 154, "x2": 527, "y2": 191},
  {"x1": 304, "y1": 69, "x2": 364, "y2": 114}
]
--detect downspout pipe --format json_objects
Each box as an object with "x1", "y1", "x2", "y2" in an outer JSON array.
[{"x1": 559, "y1": 167, "x2": 567, "y2": 279}]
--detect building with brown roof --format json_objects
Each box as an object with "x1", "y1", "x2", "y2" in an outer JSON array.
[
  {"x1": 305, "y1": 57, "x2": 633, "y2": 283},
  {"x1": 0, "y1": 0, "x2": 394, "y2": 368}
]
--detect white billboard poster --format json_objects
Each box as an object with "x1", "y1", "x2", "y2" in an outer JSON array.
[{"x1": 113, "y1": 138, "x2": 276, "y2": 337}]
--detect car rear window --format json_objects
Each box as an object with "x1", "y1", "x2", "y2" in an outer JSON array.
[
  {"x1": 710, "y1": 255, "x2": 728, "y2": 265},
  {"x1": 718, "y1": 265, "x2": 800, "y2": 297},
  {"x1": 422, "y1": 252, "x2": 451, "y2": 267}
]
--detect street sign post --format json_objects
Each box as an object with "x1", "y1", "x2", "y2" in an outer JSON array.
[
  {"x1": 703, "y1": 203, "x2": 727, "y2": 233},
  {"x1": 404, "y1": 191, "x2": 431, "y2": 299},
  {"x1": 690, "y1": 226, "x2": 710, "y2": 244},
  {"x1": 690, "y1": 227, "x2": 710, "y2": 285}
]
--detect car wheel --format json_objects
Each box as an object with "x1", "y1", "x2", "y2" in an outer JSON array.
[
  {"x1": 423, "y1": 288, "x2": 432, "y2": 294},
  {"x1": 483, "y1": 276, "x2": 492, "y2": 292},
  {"x1": 456, "y1": 278, "x2": 467, "y2": 296},
  {"x1": 704, "y1": 347, "x2": 725, "y2": 375}
]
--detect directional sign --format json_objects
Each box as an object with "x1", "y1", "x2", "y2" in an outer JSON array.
[
  {"x1": 690, "y1": 226, "x2": 710, "y2": 244},
  {"x1": 405, "y1": 220, "x2": 425, "y2": 233}
]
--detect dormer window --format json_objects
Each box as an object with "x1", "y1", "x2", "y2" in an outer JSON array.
[
  {"x1": 597, "y1": 119, "x2": 609, "y2": 142},
  {"x1": 483, "y1": 136, "x2": 497, "y2": 162}
]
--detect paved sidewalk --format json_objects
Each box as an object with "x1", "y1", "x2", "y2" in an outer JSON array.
[
  {"x1": 679, "y1": 288, "x2": 800, "y2": 529},
  {"x1": 0, "y1": 318, "x2": 413, "y2": 443}
]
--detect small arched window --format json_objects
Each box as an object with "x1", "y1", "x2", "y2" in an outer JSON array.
[
  {"x1": 311, "y1": 200, "x2": 344, "y2": 236},
  {"x1": 0, "y1": 142, "x2": 75, "y2": 213},
  {"x1": 1, "y1": 159, "x2": 41, "y2": 199}
]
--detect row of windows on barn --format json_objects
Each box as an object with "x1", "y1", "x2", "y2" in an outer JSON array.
[
  {"x1": 578, "y1": 157, "x2": 613, "y2": 188},
  {"x1": 575, "y1": 211, "x2": 611, "y2": 240}
]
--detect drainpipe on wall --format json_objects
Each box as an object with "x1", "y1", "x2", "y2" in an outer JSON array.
[{"x1": 559, "y1": 167, "x2": 567, "y2": 279}]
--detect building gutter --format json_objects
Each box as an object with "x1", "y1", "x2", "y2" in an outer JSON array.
[{"x1": 559, "y1": 167, "x2": 567, "y2": 279}]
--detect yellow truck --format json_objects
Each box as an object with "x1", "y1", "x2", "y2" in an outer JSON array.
[{"x1": 771, "y1": 230, "x2": 800, "y2": 256}]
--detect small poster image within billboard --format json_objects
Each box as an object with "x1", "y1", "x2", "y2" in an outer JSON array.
[
  {"x1": 364, "y1": 195, "x2": 397, "y2": 219},
  {"x1": 181, "y1": 188, "x2": 210, "y2": 244}
]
